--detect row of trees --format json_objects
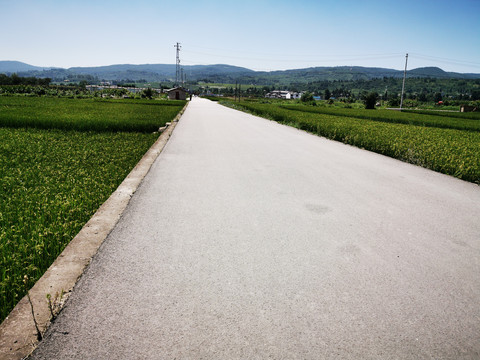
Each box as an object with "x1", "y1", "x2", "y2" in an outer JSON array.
[
  {"x1": 0, "y1": 73, "x2": 51, "y2": 86},
  {"x1": 303, "y1": 77, "x2": 480, "y2": 101},
  {"x1": 194, "y1": 80, "x2": 479, "y2": 103},
  {"x1": 196, "y1": 85, "x2": 469, "y2": 104},
  {"x1": 3, "y1": 73, "x2": 479, "y2": 105}
]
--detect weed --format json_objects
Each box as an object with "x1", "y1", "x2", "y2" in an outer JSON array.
[{"x1": 23, "y1": 275, "x2": 42, "y2": 341}]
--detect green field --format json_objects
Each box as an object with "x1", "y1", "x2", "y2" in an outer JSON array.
[
  {"x1": 0, "y1": 97, "x2": 185, "y2": 132},
  {"x1": 404, "y1": 109, "x2": 480, "y2": 121},
  {"x1": 280, "y1": 104, "x2": 480, "y2": 132},
  {"x1": 224, "y1": 100, "x2": 480, "y2": 184},
  {"x1": 0, "y1": 97, "x2": 185, "y2": 322}
]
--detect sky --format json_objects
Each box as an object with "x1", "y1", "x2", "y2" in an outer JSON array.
[{"x1": 1, "y1": 0, "x2": 480, "y2": 73}]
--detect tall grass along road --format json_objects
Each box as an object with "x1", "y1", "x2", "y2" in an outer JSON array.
[{"x1": 32, "y1": 98, "x2": 480, "y2": 359}]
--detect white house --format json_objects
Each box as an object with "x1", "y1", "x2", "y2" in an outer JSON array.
[
  {"x1": 265, "y1": 90, "x2": 292, "y2": 99},
  {"x1": 265, "y1": 90, "x2": 307, "y2": 100}
]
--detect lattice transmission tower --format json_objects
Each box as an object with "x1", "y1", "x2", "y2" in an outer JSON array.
[{"x1": 174, "y1": 42, "x2": 181, "y2": 86}]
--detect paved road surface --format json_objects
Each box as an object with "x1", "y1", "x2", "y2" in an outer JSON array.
[{"x1": 32, "y1": 98, "x2": 480, "y2": 359}]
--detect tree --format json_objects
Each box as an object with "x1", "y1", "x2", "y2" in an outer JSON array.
[
  {"x1": 388, "y1": 97, "x2": 400, "y2": 107},
  {"x1": 471, "y1": 90, "x2": 480, "y2": 101},
  {"x1": 301, "y1": 91, "x2": 314, "y2": 102},
  {"x1": 11, "y1": 73, "x2": 21, "y2": 85},
  {"x1": 324, "y1": 89, "x2": 331, "y2": 100},
  {"x1": 363, "y1": 92, "x2": 378, "y2": 109},
  {"x1": 142, "y1": 88, "x2": 154, "y2": 99},
  {"x1": 434, "y1": 92, "x2": 443, "y2": 102},
  {"x1": 39, "y1": 77, "x2": 51, "y2": 86}
]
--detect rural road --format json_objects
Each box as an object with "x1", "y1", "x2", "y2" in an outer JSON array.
[{"x1": 32, "y1": 98, "x2": 480, "y2": 359}]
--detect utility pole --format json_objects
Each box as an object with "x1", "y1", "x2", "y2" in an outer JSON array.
[
  {"x1": 174, "y1": 42, "x2": 181, "y2": 86},
  {"x1": 238, "y1": 83, "x2": 241, "y2": 102},
  {"x1": 400, "y1": 53, "x2": 408, "y2": 110}
]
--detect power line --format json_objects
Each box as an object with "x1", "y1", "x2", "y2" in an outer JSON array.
[
  {"x1": 185, "y1": 45, "x2": 479, "y2": 70},
  {"x1": 181, "y1": 49, "x2": 479, "y2": 75},
  {"x1": 185, "y1": 44, "x2": 404, "y2": 60},
  {"x1": 410, "y1": 53, "x2": 480, "y2": 68},
  {"x1": 182, "y1": 49, "x2": 403, "y2": 64}
]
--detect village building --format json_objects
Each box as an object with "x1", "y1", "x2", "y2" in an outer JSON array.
[
  {"x1": 265, "y1": 90, "x2": 291, "y2": 99},
  {"x1": 265, "y1": 90, "x2": 304, "y2": 100},
  {"x1": 460, "y1": 104, "x2": 477, "y2": 112},
  {"x1": 166, "y1": 87, "x2": 188, "y2": 100}
]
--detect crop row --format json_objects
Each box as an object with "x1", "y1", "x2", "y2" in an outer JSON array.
[
  {"x1": 404, "y1": 109, "x2": 480, "y2": 120},
  {"x1": 0, "y1": 127, "x2": 160, "y2": 322},
  {"x1": 231, "y1": 102, "x2": 480, "y2": 184},
  {"x1": 279, "y1": 104, "x2": 480, "y2": 132},
  {"x1": 0, "y1": 97, "x2": 185, "y2": 132}
]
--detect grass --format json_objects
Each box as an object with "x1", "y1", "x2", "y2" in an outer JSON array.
[
  {"x1": 0, "y1": 97, "x2": 185, "y2": 322},
  {"x1": 223, "y1": 100, "x2": 480, "y2": 184}
]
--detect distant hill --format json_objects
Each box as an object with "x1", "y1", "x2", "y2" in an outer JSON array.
[
  {"x1": 254, "y1": 66, "x2": 480, "y2": 84},
  {"x1": 0, "y1": 62, "x2": 255, "y2": 82},
  {"x1": 67, "y1": 63, "x2": 255, "y2": 82},
  {"x1": 251, "y1": 66, "x2": 403, "y2": 84},
  {"x1": 0, "y1": 61, "x2": 47, "y2": 73},
  {"x1": 1, "y1": 61, "x2": 479, "y2": 84}
]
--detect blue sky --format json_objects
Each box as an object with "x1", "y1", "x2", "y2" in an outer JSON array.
[{"x1": 1, "y1": 0, "x2": 479, "y2": 73}]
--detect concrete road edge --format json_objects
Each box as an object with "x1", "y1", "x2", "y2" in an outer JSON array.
[{"x1": 0, "y1": 103, "x2": 188, "y2": 360}]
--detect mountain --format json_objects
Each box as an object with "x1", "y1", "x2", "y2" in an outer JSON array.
[
  {"x1": 67, "y1": 63, "x2": 254, "y2": 82},
  {"x1": 251, "y1": 66, "x2": 403, "y2": 84},
  {"x1": 409, "y1": 67, "x2": 480, "y2": 80},
  {"x1": 0, "y1": 62, "x2": 255, "y2": 82},
  {"x1": 1, "y1": 61, "x2": 479, "y2": 83},
  {"x1": 0, "y1": 61, "x2": 47, "y2": 73},
  {"x1": 254, "y1": 66, "x2": 480, "y2": 84}
]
